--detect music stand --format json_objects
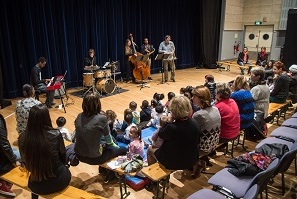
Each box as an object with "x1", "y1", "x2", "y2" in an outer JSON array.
[
  {"x1": 155, "y1": 53, "x2": 170, "y2": 85},
  {"x1": 135, "y1": 55, "x2": 150, "y2": 90}
]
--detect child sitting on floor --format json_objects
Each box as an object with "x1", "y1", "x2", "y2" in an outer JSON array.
[
  {"x1": 105, "y1": 109, "x2": 120, "y2": 138},
  {"x1": 147, "y1": 105, "x2": 164, "y2": 128},
  {"x1": 147, "y1": 115, "x2": 169, "y2": 165},
  {"x1": 204, "y1": 74, "x2": 216, "y2": 103},
  {"x1": 128, "y1": 126, "x2": 145, "y2": 159},
  {"x1": 116, "y1": 113, "x2": 136, "y2": 144},
  {"x1": 129, "y1": 101, "x2": 140, "y2": 125},
  {"x1": 140, "y1": 100, "x2": 151, "y2": 123},
  {"x1": 56, "y1": 116, "x2": 72, "y2": 142}
]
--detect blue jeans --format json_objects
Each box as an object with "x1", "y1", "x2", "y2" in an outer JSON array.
[{"x1": 12, "y1": 147, "x2": 21, "y2": 161}]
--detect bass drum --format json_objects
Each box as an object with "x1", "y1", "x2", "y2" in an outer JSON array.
[{"x1": 96, "y1": 78, "x2": 116, "y2": 93}]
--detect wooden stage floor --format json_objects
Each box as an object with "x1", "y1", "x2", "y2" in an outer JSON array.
[{"x1": 1, "y1": 66, "x2": 296, "y2": 198}]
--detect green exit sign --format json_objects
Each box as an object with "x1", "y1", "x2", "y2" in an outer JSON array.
[{"x1": 255, "y1": 21, "x2": 262, "y2": 25}]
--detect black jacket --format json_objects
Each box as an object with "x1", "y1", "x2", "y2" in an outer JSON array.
[
  {"x1": 30, "y1": 65, "x2": 44, "y2": 86},
  {"x1": 0, "y1": 115, "x2": 16, "y2": 165},
  {"x1": 19, "y1": 129, "x2": 67, "y2": 172},
  {"x1": 140, "y1": 108, "x2": 151, "y2": 122}
]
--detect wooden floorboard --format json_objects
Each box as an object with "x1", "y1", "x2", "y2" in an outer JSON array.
[{"x1": 1, "y1": 66, "x2": 296, "y2": 199}]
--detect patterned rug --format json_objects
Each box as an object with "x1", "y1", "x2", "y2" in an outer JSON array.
[{"x1": 69, "y1": 86, "x2": 129, "y2": 98}]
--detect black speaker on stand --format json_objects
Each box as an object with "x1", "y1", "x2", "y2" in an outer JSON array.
[{"x1": 283, "y1": 9, "x2": 297, "y2": 69}]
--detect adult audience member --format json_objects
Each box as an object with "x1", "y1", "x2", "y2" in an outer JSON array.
[
  {"x1": 256, "y1": 47, "x2": 268, "y2": 66},
  {"x1": 0, "y1": 114, "x2": 20, "y2": 197},
  {"x1": 15, "y1": 84, "x2": 41, "y2": 135},
  {"x1": 215, "y1": 83, "x2": 240, "y2": 143},
  {"x1": 231, "y1": 75, "x2": 255, "y2": 130},
  {"x1": 237, "y1": 47, "x2": 251, "y2": 75},
  {"x1": 154, "y1": 96, "x2": 200, "y2": 172},
  {"x1": 18, "y1": 104, "x2": 71, "y2": 198},
  {"x1": 270, "y1": 61, "x2": 290, "y2": 103},
  {"x1": 72, "y1": 93, "x2": 127, "y2": 181},
  {"x1": 264, "y1": 60, "x2": 274, "y2": 80},
  {"x1": 250, "y1": 66, "x2": 270, "y2": 137},
  {"x1": 250, "y1": 67, "x2": 270, "y2": 118},
  {"x1": 30, "y1": 57, "x2": 54, "y2": 108},
  {"x1": 192, "y1": 86, "x2": 221, "y2": 166},
  {"x1": 287, "y1": 64, "x2": 297, "y2": 104}
]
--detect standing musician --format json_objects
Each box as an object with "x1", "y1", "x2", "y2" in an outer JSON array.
[
  {"x1": 141, "y1": 38, "x2": 155, "y2": 80},
  {"x1": 84, "y1": 48, "x2": 97, "y2": 68},
  {"x1": 158, "y1": 35, "x2": 176, "y2": 82},
  {"x1": 124, "y1": 38, "x2": 136, "y2": 83}
]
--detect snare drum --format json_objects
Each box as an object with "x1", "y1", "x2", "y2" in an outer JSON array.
[
  {"x1": 94, "y1": 70, "x2": 105, "y2": 78},
  {"x1": 83, "y1": 73, "x2": 93, "y2": 87},
  {"x1": 96, "y1": 78, "x2": 116, "y2": 93}
]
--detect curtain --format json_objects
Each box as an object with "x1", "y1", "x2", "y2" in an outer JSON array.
[{"x1": 0, "y1": 0, "x2": 222, "y2": 98}]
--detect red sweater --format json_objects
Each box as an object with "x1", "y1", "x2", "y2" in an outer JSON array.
[{"x1": 215, "y1": 98, "x2": 240, "y2": 139}]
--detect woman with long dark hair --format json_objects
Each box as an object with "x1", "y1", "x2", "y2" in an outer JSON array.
[{"x1": 18, "y1": 104, "x2": 71, "y2": 198}]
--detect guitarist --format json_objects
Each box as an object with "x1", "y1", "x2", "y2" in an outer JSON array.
[{"x1": 141, "y1": 38, "x2": 155, "y2": 80}]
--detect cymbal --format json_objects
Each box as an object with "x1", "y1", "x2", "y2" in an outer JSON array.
[{"x1": 84, "y1": 65, "x2": 100, "y2": 71}]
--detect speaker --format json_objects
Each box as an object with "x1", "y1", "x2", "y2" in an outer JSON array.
[
  {"x1": 283, "y1": 9, "x2": 297, "y2": 69},
  {"x1": 54, "y1": 82, "x2": 66, "y2": 99}
]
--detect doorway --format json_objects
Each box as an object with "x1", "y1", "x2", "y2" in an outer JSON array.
[{"x1": 244, "y1": 25, "x2": 274, "y2": 60}]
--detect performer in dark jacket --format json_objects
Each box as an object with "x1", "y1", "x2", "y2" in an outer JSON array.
[{"x1": 30, "y1": 57, "x2": 54, "y2": 108}]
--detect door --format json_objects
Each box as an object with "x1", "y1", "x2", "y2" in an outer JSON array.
[{"x1": 244, "y1": 25, "x2": 274, "y2": 53}]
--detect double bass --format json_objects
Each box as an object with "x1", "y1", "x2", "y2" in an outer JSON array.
[{"x1": 129, "y1": 34, "x2": 151, "y2": 82}]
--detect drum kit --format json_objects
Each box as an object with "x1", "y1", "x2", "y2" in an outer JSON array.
[{"x1": 82, "y1": 62, "x2": 119, "y2": 96}]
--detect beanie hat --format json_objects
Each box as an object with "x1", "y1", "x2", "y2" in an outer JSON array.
[{"x1": 289, "y1": 64, "x2": 297, "y2": 73}]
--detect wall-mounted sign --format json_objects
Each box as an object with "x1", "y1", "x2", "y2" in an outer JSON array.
[{"x1": 255, "y1": 21, "x2": 262, "y2": 25}]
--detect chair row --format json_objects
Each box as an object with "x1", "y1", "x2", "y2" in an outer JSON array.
[{"x1": 187, "y1": 114, "x2": 297, "y2": 199}]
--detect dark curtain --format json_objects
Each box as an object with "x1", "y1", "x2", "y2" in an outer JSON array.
[
  {"x1": 199, "y1": 0, "x2": 222, "y2": 68},
  {"x1": 0, "y1": 0, "x2": 222, "y2": 98},
  {"x1": 283, "y1": 9, "x2": 297, "y2": 69}
]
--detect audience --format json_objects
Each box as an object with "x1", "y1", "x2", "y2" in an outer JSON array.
[
  {"x1": 129, "y1": 101, "x2": 140, "y2": 125},
  {"x1": 71, "y1": 93, "x2": 126, "y2": 182},
  {"x1": 204, "y1": 74, "x2": 216, "y2": 102},
  {"x1": 154, "y1": 96, "x2": 200, "y2": 172},
  {"x1": 237, "y1": 47, "x2": 251, "y2": 75},
  {"x1": 164, "y1": 92, "x2": 175, "y2": 108},
  {"x1": 15, "y1": 84, "x2": 41, "y2": 135},
  {"x1": 147, "y1": 105, "x2": 164, "y2": 128},
  {"x1": 105, "y1": 109, "x2": 120, "y2": 138},
  {"x1": 116, "y1": 113, "x2": 136, "y2": 144},
  {"x1": 250, "y1": 67, "x2": 270, "y2": 118},
  {"x1": 0, "y1": 114, "x2": 20, "y2": 197},
  {"x1": 192, "y1": 86, "x2": 221, "y2": 167},
  {"x1": 18, "y1": 104, "x2": 71, "y2": 198},
  {"x1": 270, "y1": 61, "x2": 290, "y2": 103},
  {"x1": 215, "y1": 83, "x2": 240, "y2": 143},
  {"x1": 140, "y1": 100, "x2": 151, "y2": 123},
  {"x1": 256, "y1": 47, "x2": 268, "y2": 66},
  {"x1": 56, "y1": 116, "x2": 72, "y2": 142},
  {"x1": 231, "y1": 75, "x2": 255, "y2": 130},
  {"x1": 127, "y1": 126, "x2": 145, "y2": 159},
  {"x1": 288, "y1": 64, "x2": 297, "y2": 104},
  {"x1": 147, "y1": 115, "x2": 168, "y2": 165},
  {"x1": 264, "y1": 60, "x2": 274, "y2": 80}
]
